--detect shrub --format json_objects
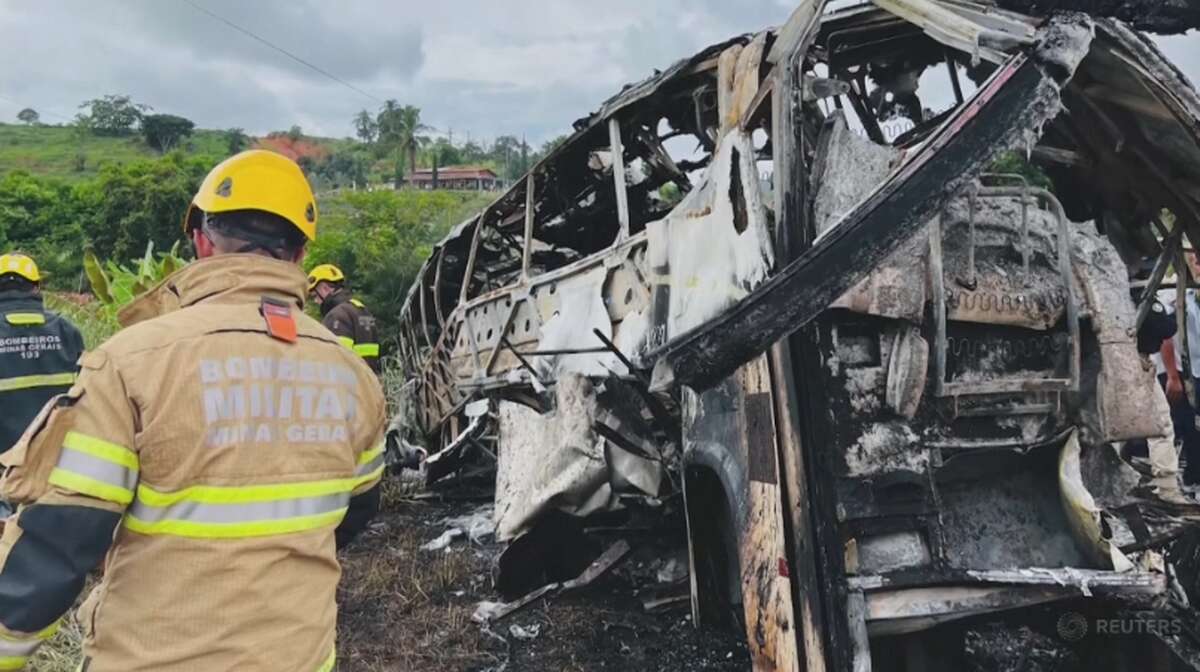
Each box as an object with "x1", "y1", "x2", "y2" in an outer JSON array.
[
  {"x1": 83, "y1": 240, "x2": 189, "y2": 321},
  {"x1": 305, "y1": 189, "x2": 490, "y2": 343}
]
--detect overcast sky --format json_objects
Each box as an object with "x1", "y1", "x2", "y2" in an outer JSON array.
[{"x1": 0, "y1": 1, "x2": 1196, "y2": 146}]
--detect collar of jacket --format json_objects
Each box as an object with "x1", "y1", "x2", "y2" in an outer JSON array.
[
  {"x1": 0, "y1": 290, "x2": 43, "y2": 312},
  {"x1": 319, "y1": 287, "x2": 352, "y2": 318},
  {"x1": 118, "y1": 254, "x2": 308, "y2": 328}
]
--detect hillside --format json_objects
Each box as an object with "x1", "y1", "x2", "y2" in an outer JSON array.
[{"x1": 0, "y1": 123, "x2": 352, "y2": 182}]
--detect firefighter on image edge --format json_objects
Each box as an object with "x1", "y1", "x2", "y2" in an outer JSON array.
[
  {"x1": 0, "y1": 150, "x2": 387, "y2": 671},
  {"x1": 1156, "y1": 241, "x2": 1200, "y2": 486},
  {"x1": 0, "y1": 254, "x2": 85, "y2": 518},
  {"x1": 308, "y1": 264, "x2": 381, "y2": 374}
]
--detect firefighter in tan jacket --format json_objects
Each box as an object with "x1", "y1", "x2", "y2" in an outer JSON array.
[{"x1": 0, "y1": 150, "x2": 386, "y2": 671}]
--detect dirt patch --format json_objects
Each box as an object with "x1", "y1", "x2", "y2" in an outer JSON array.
[{"x1": 336, "y1": 484, "x2": 750, "y2": 671}]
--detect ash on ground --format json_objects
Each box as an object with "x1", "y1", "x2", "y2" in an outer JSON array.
[{"x1": 336, "y1": 489, "x2": 749, "y2": 671}]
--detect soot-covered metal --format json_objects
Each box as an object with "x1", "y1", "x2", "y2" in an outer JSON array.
[{"x1": 393, "y1": 2, "x2": 1200, "y2": 670}]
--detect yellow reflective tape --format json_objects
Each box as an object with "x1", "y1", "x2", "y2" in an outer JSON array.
[
  {"x1": 135, "y1": 477, "x2": 361, "y2": 507},
  {"x1": 0, "y1": 619, "x2": 60, "y2": 643},
  {"x1": 317, "y1": 647, "x2": 336, "y2": 672},
  {"x1": 37, "y1": 621, "x2": 59, "y2": 641},
  {"x1": 0, "y1": 619, "x2": 59, "y2": 664},
  {"x1": 350, "y1": 299, "x2": 365, "y2": 309},
  {"x1": 337, "y1": 336, "x2": 355, "y2": 349},
  {"x1": 0, "y1": 372, "x2": 76, "y2": 393},
  {"x1": 4, "y1": 312, "x2": 45, "y2": 326},
  {"x1": 47, "y1": 468, "x2": 134, "y2": 505},
  {"x1": 358, "y1": 444, "x2": 384, "y2": 466},
  {"x1": 353, "y1": 465, "x2": 385, "y2": 490},
  {"x1": 0, "y1": 656, "x2": 28, "y2": 670},
  {"x1": 63, "y1": 431, "x2": 138, "y2": 470},
  {"x1": 354, "y1": 343, "x2": 380, "y2": 358},
  {"x1": 124, "y1": 508, "x2": 347, "y2": 539}
]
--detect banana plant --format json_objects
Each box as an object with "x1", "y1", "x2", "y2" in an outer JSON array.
[{"x1": 84, "y1": 241, "x2": 189, "y2": 316}]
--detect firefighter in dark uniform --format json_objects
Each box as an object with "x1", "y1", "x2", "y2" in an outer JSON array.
[
  {"x1": 0, "y1": 253, "x2": 84, "y2": 457},
  {"x1": 307, "y1": 264, "x2": 381, "y2": 373}
]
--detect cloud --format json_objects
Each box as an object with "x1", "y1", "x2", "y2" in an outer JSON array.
[
  {"x1": 0, "y1": 1, "x2": 1196, "y2": 146},
  {"x1": 0, "y1": 0, "x2": 424, "y2": 135},
  {"x1": 1156, "y1": 30, "x2": 1200, "y2": 89}
]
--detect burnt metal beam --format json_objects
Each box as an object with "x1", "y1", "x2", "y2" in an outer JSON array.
[
  {"x1": 772, "y1": 12, "x2": 838, "y2": 671},
  {"x1": 499, "y1": 336, "x2": 543, "y2": 386},
  {"x1": 591, "y1": 328, "x2": 678, "y2": 429},
  {"x1": 521, "y1": 176, "x2": 537, "y2": 280},
  {"x1": 609, "y1": 118, "x2": 632, "y2": 240},
  {"x1": 1136, "y1": 219, "x2": 1184, "y2": 330},
  {"x1": 994, "y1": 0, "x2": 1200, "y2": 34},
  {"x1": 946, "y1": 49, "x2": 964, "y2": 105},
  {"x1": 646, "y1": 47, "x2": 1080, "y2": 391}
]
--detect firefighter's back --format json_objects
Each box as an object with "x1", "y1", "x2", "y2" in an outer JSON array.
[
  {"x1": 324, "y1": 296, "x2": 381, "y2": 374},
  {"x1": 0, "y1": 296, "x2": 83, "y2": 453},
  {"x1": 77, "y1": 260, "x2": 385, "y2": 671}
]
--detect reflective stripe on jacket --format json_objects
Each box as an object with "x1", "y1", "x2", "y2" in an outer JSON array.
[
  {"x1": 320, "y1": 289, "x2": 381, "y2": 373},
  {"x1": 0, "y1": 255, "x2": 386, "y2": 672},
  {"x1": 0, "y1": 292, "x2": 83, "y2": 454}
]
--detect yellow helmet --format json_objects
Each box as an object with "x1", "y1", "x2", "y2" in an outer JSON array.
[
  {"x1": 307, "y1": 264, "x2": 345, "y2": 292},
  {"x1": 0, "y1": 253, "x2": 40, "y2": 283},
  {"x1": 184, "y1": 150, "x2": 318, "y2": 241}
]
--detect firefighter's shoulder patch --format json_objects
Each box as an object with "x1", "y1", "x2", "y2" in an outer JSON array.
[{"x1": 260, "y1": 297, "x2": 298, "y2": 344}]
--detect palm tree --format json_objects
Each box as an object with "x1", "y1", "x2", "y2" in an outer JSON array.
[
  {"x1": 353, "y1": 109, "x2": 377, "y2": 145},
  {"x1": 377, "y1": 101, "x2": 430, "y2": 188},
  {"x1": 396, "y1": 106, "x2": 430, "y2": 186},
  {"x1": 376, "y1": 100, "x2": 404, "y2": 187}
]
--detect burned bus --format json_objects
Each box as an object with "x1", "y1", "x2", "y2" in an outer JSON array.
[{"x1": 392, "y1": 1, "x2": 1200, "y2": 669}]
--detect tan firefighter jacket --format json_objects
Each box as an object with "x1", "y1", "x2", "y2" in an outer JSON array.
[{"x1": 0, "y1": 254, "x2": 387, "y2": 672}]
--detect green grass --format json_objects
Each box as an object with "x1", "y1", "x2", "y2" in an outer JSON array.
[
  {"x1": 29, "y1": 617, "x2": 83, "y2": 672},
  {"x1": 44, "y1": 293, "x2": 119, "y2": 349},
  {"x1": 0, "y1": 123, "x2": 359, "y2": 183},
  {"x1": 0, "y1": 123, "x2": 231, "y2": 182}
]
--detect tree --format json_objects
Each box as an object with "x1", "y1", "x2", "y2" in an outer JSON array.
[
  {"x1": 376, "y1": 100, "x2": 405, "y2": 187},
  {"x1": 287, "y1": 125, "x2": 304, "y2": 142},
  {"x1": 524, "y1": 135, "x2": 569, "y2": 171},
  {"x1": 76, "y1": 95, "x2": 151, "y2": 136},
  {"x1": 540, "y1": 135, "x2": 569, "y2": 157},
  {"x1": 72, "y1": 153, "x2": 212, "y2": 260},
  {"x1": 377, "y1": 101, "x2": 429, "y2": 188},
  {"x1": 491, "y1": 135, "x2": 531, "y2": 180},
  {"x1": 305, "y1": 188, "x2": 487, "y2": 339},
  {"x1": 308, "y1": 149, "x2": 370, "y2": 191},
  {"x1": 141, "y1": 114, "x2": 195, "y2": 153},
  {"x1": 396, "y1": 106, "x2": 430, "y2": 185},
  {"x1": 461, "y1": 140, "x2": 487, "y2": 163},
  {"x1": 16, "y1": 108, "x2": 39, "y2": 125},
  {"x1": 0, "y1": 171, "x2": 73, "y2": 245},
  {"x1": 0, "y1": 154, "x2": 217, "y2": 289},
  {"x1": 376, "y1": 99, "x2": 401, "y2": 138},
  {"x1": 224, "y1": 128, "x2": 249, "y2": 155},
  {"x1": 425, "y1": 138, "x2": 461, "y2": 168},
  {"x1": 353, "y1": 110, "x2": 378, "y2": 145}
]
